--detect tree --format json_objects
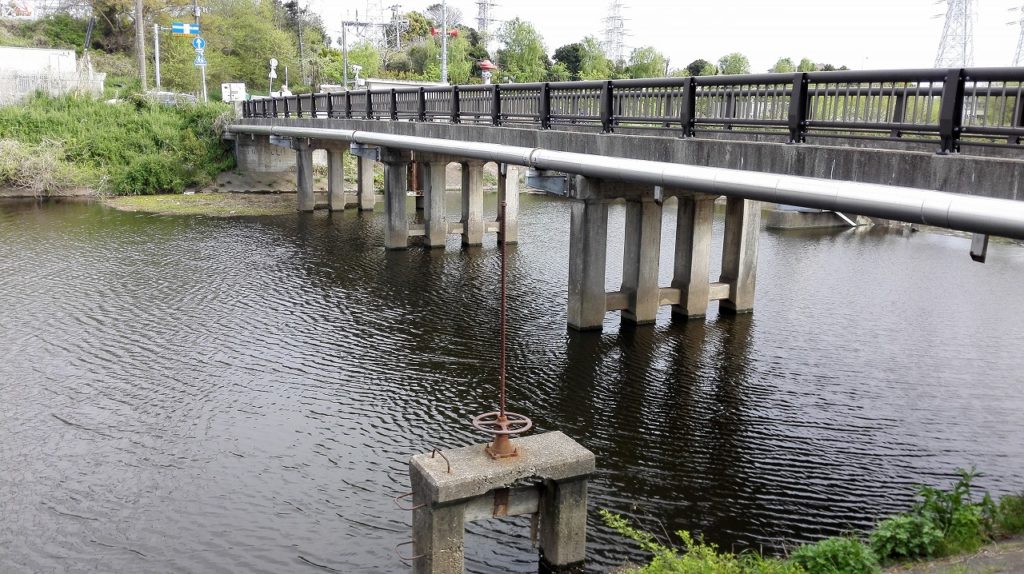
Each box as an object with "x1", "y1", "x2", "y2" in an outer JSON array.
[
  {"x1": 425, "y1": 3, "x2": 461, "y2": 29},
  {"x1": 495, "y1": 18, "x2": 547, "y2": 82},
  {"x1": 625, "y1": 46, "x2": 667, "y2": 79},
  {"x1": 347, "y1": 41, "x2": 380, "y2": 79},
  {"x1": 686, "y1": 58, "x2": 714, "y2": 77},
  {"x1": 553, "y1": 42, "x2": 584, "y2": 80},
  {"x1": 717, "y1": 52, "x2": 750, "y2": 75},
  {"x1": 547, "y1": 61, "x2": 570, "y2": 81},
  {"x1": 578, "y1": 36, "x2": 611, "y2": 80},
  {"x1": 797, "y1": 57, "x2": 816, "y2": 72},
  {"x1": 770, "y1": 57, "x2": 795, "y2": 73}
]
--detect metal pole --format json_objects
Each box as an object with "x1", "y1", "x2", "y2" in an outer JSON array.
[
  {"x1": 440, "y1": 0, "x2": 448, "y2": 84},
  {"x1": 499, "y1": 200, "x2": 507, "y2": 417},
  {"x1": 153, "y1": 23, "x2": 160, "y2": 90},
  {"x1": 194, "y1": 0, "x2": 206, "y2": 102},
  {"x1": 134, "y1": 0, "x2": 146, "y2": 90},
  {"x1": 342, "y1": 22, "x2": 348, "y2": 89},
  {"x1": 201, "y1": 68, "x2": 208, "y2": 103}
]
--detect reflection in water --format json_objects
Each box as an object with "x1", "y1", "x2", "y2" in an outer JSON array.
[{"x1": 1, "y1": 196, "x2": 1023, "y2": 573}]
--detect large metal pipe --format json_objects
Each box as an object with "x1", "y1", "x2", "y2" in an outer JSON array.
[{"x1": 227, "y1": 124, "x2": 1024, "y2": 240}]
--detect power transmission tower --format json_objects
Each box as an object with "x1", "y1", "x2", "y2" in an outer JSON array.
[
  {"x1": 475, "y1": 0, "x2": 497, "y2": 48},
  {"x1": 602, "y1": 0, "x2": 627, "y2": 64},
  {"x1": 1010, "y1": 5, "x2": 1024, "y2": 66},
  {"x1": 934, "y1": 0, "x2": 974, "y2": 68}
]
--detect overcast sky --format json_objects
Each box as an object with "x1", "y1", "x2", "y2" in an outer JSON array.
[{"x1": 307, "y1": 0, "x2": 1023, "y2": 73}]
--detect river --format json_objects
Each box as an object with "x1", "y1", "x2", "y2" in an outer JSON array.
[{"x1": 1, "y1": 195, "x2": 1022, "y2": 573}]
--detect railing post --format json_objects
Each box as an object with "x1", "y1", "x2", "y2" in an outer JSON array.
[
  {"x1": 284, "y1": 96, "x2": 290, "y2": 118},
  {"x1": 680, "y1": 77, "x2": 696, "y2": 138},
  {"x1": 491, "y1": 84, "x2": 502, "y2": 126},
  {"x1": 390, "y1": 88, "x2": 398, "y2": 120},
  {"x1": 1009, "y1": 93, "x2": 1024, "y2": 145},
  {"x1": 326, "y1": 93, "x2": 334, "y2": 118},
  {"x1": 418, "y1": 87, "x2": 427, "y2": 121},
  {"x1": 938, "y1": 68, "x2": 965, "y2": 154},
  {"x1": 540, "y1": 82, "x2": 552, "y2": 129},
  {"x1": 345, "y1": 91, "x2": 352, "y2": 119},
  {"x1": 272, "y1": 98, "x2": 278, "y2": 118},
  {"x1": 787, "y1": 72, "x2": 809, "y2": 143},
  {"x1": 366, "y1": 90, "x2": 374, "y2": 120},
  {"x1": 309, "y1": 94, "x2": 316, "y2": 118},
  {"x1": 600, "y1": 81, "x2": 614, "y2": 133},
  {"x1": 450, "y1": 85, "x2": 461, "y2": 124},
  {"x1": 890, "y1": 90, "x2": 907, "y2": 138}
]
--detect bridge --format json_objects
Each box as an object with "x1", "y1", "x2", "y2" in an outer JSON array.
[{"x1": 227, "y1": 67, "x2": 1024, "y2": 334}]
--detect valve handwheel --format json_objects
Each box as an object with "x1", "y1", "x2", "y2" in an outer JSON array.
[{"x1": 471, "y1": 411, "x2": 533, "y2": 435}]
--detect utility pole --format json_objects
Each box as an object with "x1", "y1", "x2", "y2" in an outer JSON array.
[
  {"x1": 153, "y1": 23, "x2": 161, "y2": 90},
  {"x1": 194, "y1": 0, "x2": 206, "y2": 102},
  {"x1": 440, "y1": 0, "x2": 448, "y2": 84},
  {"x1": 134, "y1": 0, "x2": 146, "y2": 90},
  {"x1": 342, "y1": 22, "x2": 348, "y2": 88}
]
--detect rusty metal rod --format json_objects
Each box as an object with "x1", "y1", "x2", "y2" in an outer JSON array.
[{"x1": 499, "y1": 201, "x2": 507, "y2": 418}]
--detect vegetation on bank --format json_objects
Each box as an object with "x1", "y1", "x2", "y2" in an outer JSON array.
[
  {"x1": 603, "y1": 469, "x2": 1024, "y2": 574},
  {"x1": 0, "y1": 94, "x2": 234, "y2": 196}
]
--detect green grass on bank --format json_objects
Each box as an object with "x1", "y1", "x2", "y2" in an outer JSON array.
[
  {"x1": 604, "y1": 469, "x2": 1024, "y2": 574},
  {"x1": 0, "y1": 94, "x2": 234, "y2": 196}
]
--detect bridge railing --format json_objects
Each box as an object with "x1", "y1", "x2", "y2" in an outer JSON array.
[{"x1": 242, "y1": 68, "x2": 1024, "y2": 152}]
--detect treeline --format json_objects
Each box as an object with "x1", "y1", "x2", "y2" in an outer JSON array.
[{"x1": 1, "y1": 0, "x2": 849, "y2": 97}]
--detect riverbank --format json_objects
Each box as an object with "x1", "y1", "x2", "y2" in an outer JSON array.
[
  {"x1": 884, "y1": 537, "x2": 1024, "y2": 573},
  {"x1": 102, "y1": 192, "x2": 299, "y2": 217}
]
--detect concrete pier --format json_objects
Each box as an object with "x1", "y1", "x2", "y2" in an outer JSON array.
[
  {"x1": 719, "y1": 197, "x2": 761, "y2": 314},
  {"x1": 294, "y1": 141, "x2": 314, "y2": 213},
  {"x1": 358, "y1": 155, "x2": 376, "y2": 211},
  {"x1": 326, "y1": 148, "x2": 345, "y2": 212},
  {"x1": 620, "y1": 198, "x2": 663, "y2": 325},
  {"x1": 383, "y1": 148, "x2": 412, "y2": 250},
  {"x1": 672, "y1": 194, "x2": 716, "y2": 319},
  {"x1": 566, "y1": 177, "x2": 762, "y2": 330},
  {"x1": 408, "y1": 432, "x2": 594, "y2": 574},
  {"x1": 497, "y1": 165, "x2": 520, "y2": 244},
  {"x1": 424, "y1": 160, "x2": 448, "y2": 248},
  {"x1": 235, "y1": 134, "x2": 296, "y2": 173},
  {"x1": 567, "y1": 178, "x2": 609, "y2": 331},
  {"x1": 460, "y1": 160, "x2": 485, "y2": 247}
]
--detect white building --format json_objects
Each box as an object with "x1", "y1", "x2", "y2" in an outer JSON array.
[{"x1": 0, "y1": 47, "x2": 105, "y2": 105}]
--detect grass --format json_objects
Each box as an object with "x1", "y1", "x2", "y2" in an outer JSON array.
[
  {"x1": 103, "y1": 192, "x2": 298, "y2": 217},
  {"x1": 0, "y1": 93, "x2": 235, "y2": 195},
  {"x1": 604, "y1": 470, "x2": 1024, "y2": 574}
]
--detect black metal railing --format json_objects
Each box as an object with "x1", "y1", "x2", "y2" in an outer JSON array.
[{"x1": 241, "y1": 68, "x2": 1024, "y2": 153}]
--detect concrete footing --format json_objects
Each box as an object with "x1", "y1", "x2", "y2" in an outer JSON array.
[{"x1": 408, "y1": 431, "x2": 595, "y2": 574}]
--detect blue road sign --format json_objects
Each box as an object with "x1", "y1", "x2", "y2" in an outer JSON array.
[
  {"x1": 172, "y1": 22, "x2": 200, "y2": 35},
  {"x1": 192, "y1": 36, "x2": 206, "y2": 50},
  {"x1": 194, "y1": 53, "x2": 207, "y2": 67}
]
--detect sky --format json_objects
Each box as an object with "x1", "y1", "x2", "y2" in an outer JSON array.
[{"x1": 306, "y1": 0, "x2": 1024, "y2": 73}]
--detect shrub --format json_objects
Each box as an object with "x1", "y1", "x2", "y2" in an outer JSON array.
[
  {"x1": 869, "y1": 513, "x2": 943, "y2": 561},
  {"x1": 600, "y1": 509, "x2": 806, "y2": 574},
  {"x1": 914, "y1": 467, "x2": 994, "y2": 555},
  {"x1": 996, "y1": 494, "x2": 1024, "y2": 535},
  {"x1": 788, "y1": 537, "x2": 879, "y2": 574}
]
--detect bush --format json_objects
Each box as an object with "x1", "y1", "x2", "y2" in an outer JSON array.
[
  {"x1": 996, "y1": 494, "x2": 1024, "y2": 535},
  {"x1": 600, "y1": 510, "x2": 806, "y2": 574},
  {"x1": 869, "y1": 514, "x2": 942, "y2": 561},
  {"x1": 788, "y1": 537, "x2": 879, "y2": 574},
  {"x1": 914, "y1": 468, "x2": 994, "y2": 555},
  {"x1": 0, "y1": 139, "x2": 98, "y2": 196},
  {"x1": 0, "y1": 94, "x2": 234, "y2": 195}
]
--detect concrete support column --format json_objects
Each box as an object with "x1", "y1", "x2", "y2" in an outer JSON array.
[
  {"x1": 497, "y1": 164, "x2": 520, "y2": 244},
  {"x1": 411, "y1": 502, "x2": 466, "y2": 574},
  {"x1": 620, "y1": 198, "x2": 663, "y2": 325},
  {"x1": 567, "y1": 182, "x2": 609, "y2": 331},
  {"x1": 672, "y1": 194, "x2": 716, "y2": 319},
  {"x1": 327, "y1": 148, "x2": 345, "y2": 212},
  {"x1": 357, "y1": 156, "x2": 376, "y2": 211},
  {"x1": 461, "y1": 160, "x2": 485, "y2": 246},
  {"x1": 382, "y1": 149, "x2": 412, "y2": 250},
  {"x1": 294, "y1": 142, "x2": 314, "y2": 213},
  {"x1": 424, "y1": 161, "x2": 448, "y2": 248},
  {"x1": 719, "y1": 197, "x2": 761, "y2": 314},
  {"x1": 539, "y1": 478, "x2": 588, "y2": 573}
]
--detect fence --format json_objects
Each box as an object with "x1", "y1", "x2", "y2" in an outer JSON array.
[{"x1": 242, "y1": 68, "x2": 1024, "y2": 153}]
